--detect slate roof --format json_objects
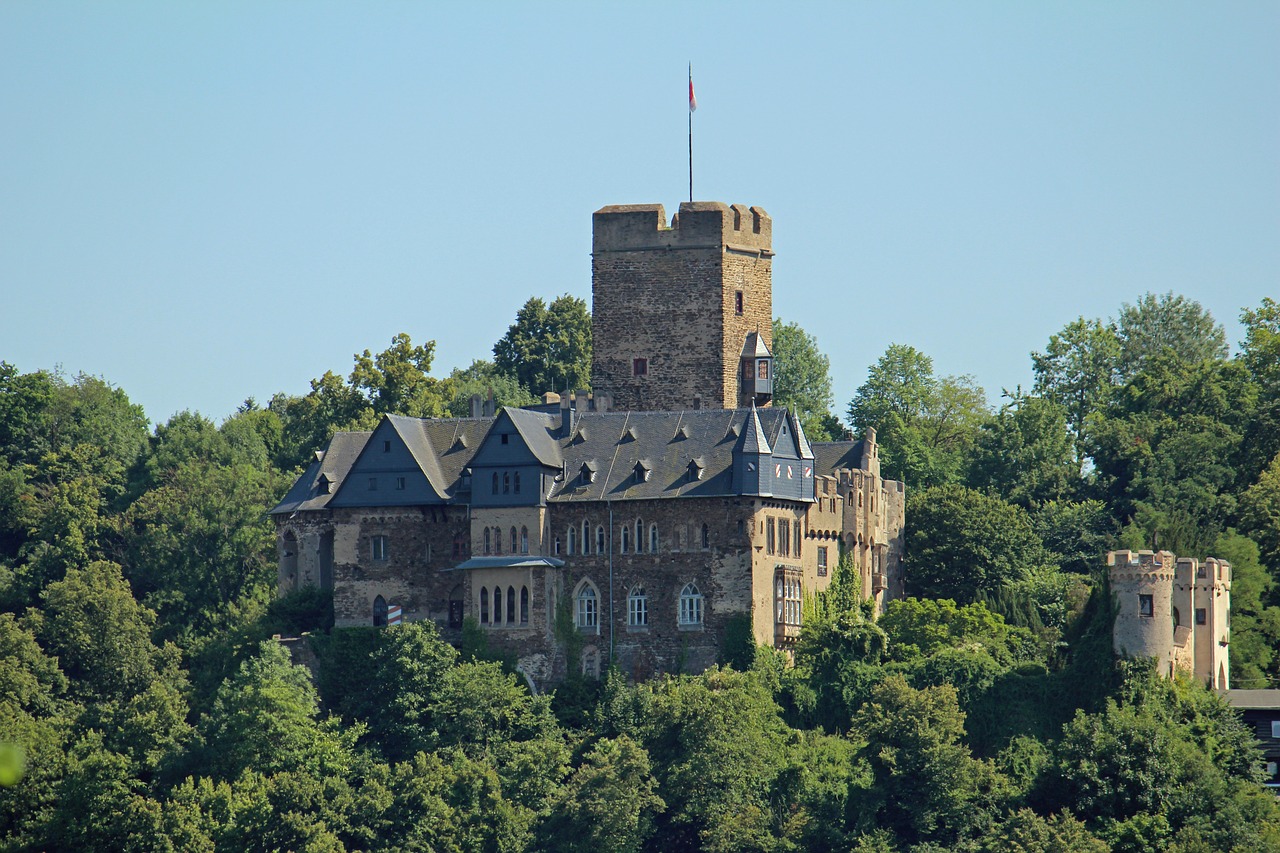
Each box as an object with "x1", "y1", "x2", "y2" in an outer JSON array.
[
  {"x1": 446, "y1": 556, "x2": 566, "y2": 572},
  {"x1": 1224, "y1": 690, "x2": 1280, "y2": 709},
  {"x1": 270, "y1": 431, "x2": 372, "y2": 515},
  {"x1": 504, "y1": 407, "x2": 563, "y2": 468},
  {"x1": 271, "y1": 405, "x2": 828, "y2": 515},
  {"x1": 811, "y1": 439, "x2": 872, "y2": 479},
  {"x1": 549, "y1": 407, "x2": 798, "y2": 503}
]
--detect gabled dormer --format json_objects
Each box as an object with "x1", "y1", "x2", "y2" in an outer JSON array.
[
  {"x1": 469, "y1": 407, "x2": 562, "y2": 507},
  {"x1": 765, "y1": 409, "x2": 815, "y2": 503},
  {"x1": 329, "y1": 414, "x2": 449, "y2": 507}
]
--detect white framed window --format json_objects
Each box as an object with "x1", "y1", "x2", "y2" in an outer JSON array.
[
  {"x1": 1271, "y1": 720, "x2": 1280, "y2": 739},
  {"x1": 817, "y1": 546, "x2": 829, "y2": 576},
  {"x1": 679, "y1": 583, "x2": 704, "y2": 626},
  {"x1": 371, "y1": 535, "x2": 389, "y2": 561},
  {"x1": 628, "y1": 586, "x2": 648, "y2": 627},
  {"x1": 577, "y1": 583, "x2": 599, "y2": 630}
]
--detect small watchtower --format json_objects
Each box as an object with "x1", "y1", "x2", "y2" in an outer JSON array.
[
  {"x1": 1109, "y1": 549, "x2": 1232, "y2": 688},
  {"x1": 590, "y1": 201, "x2": 773, "y2": 412}
]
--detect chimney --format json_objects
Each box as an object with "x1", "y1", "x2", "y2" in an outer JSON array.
[
  {"x1": 470, "y1": 394, "x2": 483, "y2": 419},
  {"x1": 560, "y1": 392, "x2": 573, "y2": 438}
]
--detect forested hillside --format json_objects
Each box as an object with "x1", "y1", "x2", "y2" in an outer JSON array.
[{"x1": 1, "y1": 292, "x2": 1279, "y2": 851}]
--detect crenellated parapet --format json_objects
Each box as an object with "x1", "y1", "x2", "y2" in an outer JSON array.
[{"x1": 592, "y1": 202, "x2": 772, "y2": 255}]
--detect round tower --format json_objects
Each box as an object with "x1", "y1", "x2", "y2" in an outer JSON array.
[{"x1": 1108, "y1": 549, "x2": 1176, "y2": 675}]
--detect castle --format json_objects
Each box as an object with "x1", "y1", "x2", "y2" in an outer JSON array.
[
  {"x1": 1108, "y1": 549, "x2": 1231, "y2": 689},
  {"x1": 271, "y1": 201, "x2": 906, "y2": 688}
]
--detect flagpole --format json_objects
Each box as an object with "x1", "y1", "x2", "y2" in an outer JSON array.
[{"x1": 688, "y1": 62, "x2": 693, "y2": 203}]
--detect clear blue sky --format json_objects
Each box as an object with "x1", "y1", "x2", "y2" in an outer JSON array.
[{"x1": 3, "y1": 3, "x2": 1276, "y2": 425}]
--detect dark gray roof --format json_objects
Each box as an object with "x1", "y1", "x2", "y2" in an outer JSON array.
[
  {"x1": 270, "y1": 431, "x2": 371, "y2": 515},
  {"x1": 504, "y1": 407, "x2": 563, "y2": 468},
  {"x1": 418, "y1": 417, "x2": 494, "y2": 497},
  {"x1": 741, "y1": 331, "x2": 772, "y2": 359},
  {"x1": 742, "y1": 406, "x2": 771, "y2": 454},
  {"x1": 447, "y1": 556, "x2": 566, "y2": 571},
  {"x1": 1224, "y1": 689, "x2": 1280, "y2": 709},
  {"x1": 386, "y1": 414, "x2": 451, "y2": 500},
  {"x1": 550, "y1": 407, "x2": 796, "y2": 503},
  {"x1": 812, "y1": 440, "x2": 872, "y2": 478}
]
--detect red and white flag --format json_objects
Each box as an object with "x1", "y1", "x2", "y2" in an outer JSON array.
[{"x1": 689, "y1": 77, "x2": 697, "y2": 112}]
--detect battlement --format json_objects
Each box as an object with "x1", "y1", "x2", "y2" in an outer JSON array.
[
  {"x1": 1107, "y1": 549, "x2": 1175, "y2": 569},
  {"x1": 592, "y1": 201, "x2": 771, "y2": 253}
]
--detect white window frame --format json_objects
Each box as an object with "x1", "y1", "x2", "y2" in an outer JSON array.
[
  {"x1": 628, "y1": 586, "x2": 648, "y2": 627},
  {"x1": 371, "y1": 535, "x2": 389, "y2": 561},
  {"x1": 679, "y1": 583, "x2": 704, "y2": 626},
  {"x1": 576, "y1": 583, "x2": 599, "y2": 631}
]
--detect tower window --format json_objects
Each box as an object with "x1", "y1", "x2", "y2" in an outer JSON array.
[
  {"x1": 396, "y1": 476, "x2": 406, "y2": 490},
  {"x1": 735, "y1": 290, "x2": 743, "y2": 315},
  {"x1": 1196, "y1": 608, "x2": 1207, "y2": 625},
  {"x1": 501, "y1": 434, "x2": 509, "y2": 445},
  {"x1": 758, "y1": 360, "x2": 769, "y2": 380},
  {"x1": 371, "y1": 535, "x2": 389, "y2": 561},
  {"x1": 383, "y1": 440, "x2": 391, "y2": 453},
  {"x1": 1139, "y1": 594, "x2": 1154, "y2": 617},
  {"x1": 633, "y1": 358, "x2": 648, "y2": 376}
]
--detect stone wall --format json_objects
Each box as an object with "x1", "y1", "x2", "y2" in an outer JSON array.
[{"x1": 591, "y1": 202, "x2": 772, "y2": 412}]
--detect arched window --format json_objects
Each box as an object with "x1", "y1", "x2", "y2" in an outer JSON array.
[
  {"x1": 492, "y1": 472, "x2": 499, "y2": 494},
  {"x1": 520, "y1": 586, "x2": 529, "y2": 624},
  {"x1": 679, "y1": 583, "x2": 703, "y2": 626},
  {"x1": 507, "y1": 587, "x2": 516, "y2": 624},
  {"x1": 628, "y1": 586, "x2": 648, "y2": 627},
  {"x1": 484, "y1": 527, "x2": 492, "y2": 555},
  {"x1": 701, "y1": 523, "x2": 710, "y2": 549},
  {"x1": 510, "y1": 527, "x2": 517, "y2": 553},
  {"x1": 480, "y1": 588, "x2": 489, "y2": 624},
  {"x1": 514, "y1": 471, "x2": 521, "y2": 494},
  {"x1": 650, "y1": 524, "x2": 659, "y2": 553},
  {"x1": 576, "y1": 583, "x2": 598, "y2": 630},
  {"x1": 636, "y1": 519, "x2": 643, "y2": 552},
  {"x1": 553, "y1": 535, "x2": 561, "y2": 555},
  {"x1": 776, "y1": 576, "x2": 785, "y2": 622},
  {"x1": 503, "y1": 472, "x2": 510, "y2": 494},
  {"x1": 567, "y1": 526, "x2": 576, "y2": 555},
  {"x1": 493, "y1": 586, "x2": 503, "y2": 623},
  {"x1": 373, "y1": 594, "x2": 388, "y2": 627},
  {"x1": 596, "y1": 526, "x2": 606, "y2": 555},
  {"x1": 494, "y1": 528, "x2": 502, "y2": 555},
  {"x1": 620, "y1": 524, "x2": 629, "y2": 554},
  {"x1": 582, "y1": 521, "x2": 590, "y2": 555},
  {"x1": 520, "y1": 526, "x2": 529, "y2": 554}
]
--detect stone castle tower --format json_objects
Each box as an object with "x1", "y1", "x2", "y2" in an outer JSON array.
[
  {"x1": 1108, "y1": 549, "x2": 1231, "y2": 689},
  {"x1": 590, "y1": 201, "x2": 774, "y2": 412}
]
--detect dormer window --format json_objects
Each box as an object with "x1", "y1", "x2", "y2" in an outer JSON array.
[
  {"x1": 317, "y1": 474, "x2": 332, "y2": 495},
  {"x1": 634, "y1": 461, "x2": 651, "y2": 483},
  {"x1": 688, "y1": 459, "x2": 704, "y2": 481},
  {"x1": 581, "y1": 462, "x2": 597, "y2": 484}
]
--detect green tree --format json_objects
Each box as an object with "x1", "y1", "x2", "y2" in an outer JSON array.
[
  {"x1": 539, "y1": 735, "x2": 664, "y2": 853},
  {"x1": 771, "y1": 318, "x2": 840, "y2": 441},
  {"x1": 851, "y1": 675, "x2": 1004, "y2": 847},
  {"x1": 1031, "y1": 317, "x2": 1122, "y2": 468},
  {"x1": 1240, "y1": 451, "x2": 1280, "y2": 571},
  {"x1": 1213, "y1": 531, "x2": 1280, "y2": 689},
  {"x1": 36, "y1": 561, "x2": 179, "y2": 703},
  {"x1": 119, "y1": 458, "x2": 279, "y2": 644},
  {"x1": 445, "y1": 359, "x2": 539, "y2": 418},
  {"x1": 847, "y1": 344, "x2": 990, "y2": 487},
  {"x1": 350, "y1": 332, "x2": 451, "y2": 417},
  {"x1": 1116, "y1": 291, "x2": 1228, "y2": 381},
  {"x1": 879, "y1": 597, "x2": 1032, "y2": 666},
  {"x1": 905, "y1": 485, "x2": 1051, "y2": 602},
  {"x1": 365, "y1": 620, "x2": 459, "y2": 760},
  {"x1": 967, "y1": 394, "x2": 1078, "y2": 507},
  {"x1": 493, "y1": 295, "x2": 592, "y2": 395},
  {"x1": 1031, "y1": 499, "x2": 1118, "y2": 576},
  {"x1": 199, "y1": 640, "x2": 360, "y2": 781}
]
